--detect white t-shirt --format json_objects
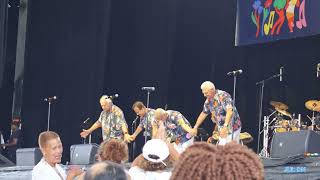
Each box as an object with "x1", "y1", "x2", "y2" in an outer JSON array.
[
  {"x1": 32, "y1": 158, "x2": 67, "y2": 180},
  {"x1": 129, "y1": 166, "x2": 171, "y2": 180}
]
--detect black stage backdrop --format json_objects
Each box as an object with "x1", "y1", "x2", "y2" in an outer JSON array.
[
  {"x1": 7, "y1": 0, "x2": 320, "y2": 162},
  {"x1": 0, "y1": 1, "x2": 19, "y2": 140}
]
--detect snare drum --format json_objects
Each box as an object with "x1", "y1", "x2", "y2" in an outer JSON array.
[{"x1": 274, "y1": 120, "x2": 290, "y2": 133}]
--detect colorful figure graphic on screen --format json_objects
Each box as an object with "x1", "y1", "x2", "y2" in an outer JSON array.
[
  {"x1": 251, "y1": 0, "x2": 264, "y2": 37},
  {"x1": 285, "y1": 0, "x2": 300, "y2": 32},
  {"x1": 265, "y1": 0, "x2": 286, "y2": 35},
  {"x1": 250, "y1": 0, "x2": 307, "y2": 38},
  {"x1": 296, "y1": 0, "x2": 307, "y2": 29}
]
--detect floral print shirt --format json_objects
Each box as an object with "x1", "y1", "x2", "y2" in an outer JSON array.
[
  {"x1": 154, "y1": 110, "x2": 192, "y2": 144},
  {"x1": 98, "y1": 105, "x2": 128, "y2": 141},
  {"x1": 138, "y1": 108, "x2": 155, "y2": 136},
  {"x1": 203, "y1": 90, "x2": 241, "y2": 133}
]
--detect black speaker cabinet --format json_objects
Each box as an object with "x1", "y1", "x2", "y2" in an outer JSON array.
[
  {"x1": 70, "y1": 144, "x2": 99, "y2": 165},
  {"x1": 271, "y1": 130, "x2": 320, "y2": 158}
]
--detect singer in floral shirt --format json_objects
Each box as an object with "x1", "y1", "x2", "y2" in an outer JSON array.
[
  {"x1": 80, "y1": 96, "x2": 130, "y2": 142},
  {"x1": 153, "y1": 108, "x2": 194, "y2": 153},
  {"x1": 192, "y1": 81, "x2": 242, "y2": 145},
  {"x1": 130, "y1": 101, "x2": 155, "y2": 141}
]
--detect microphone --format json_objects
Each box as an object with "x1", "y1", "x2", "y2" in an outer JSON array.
[
  {"x1": 132, "y1": 116, "x2": 139, "y2": 124},
  {"x1": 141, "y1": 87, "x2": 155, "y2": 91},
  {"x1": 279, "y1": 67, "x2": 283, "y2": 82},
  {"x1": 227, "y1": 69, "x2": 243, "y2": 76},
  {"x1": 44, "y1": 96, "x2": 57, "y2": 102},
  {"x1": 317, "y1": 63, "x2": 320, "y2": 78},
  {"x1": 83, "y1": 117, "x2": 90, "y2": 124},
  {"x1": 107, "y1": 94, "x2": 119, "y2": 100}
]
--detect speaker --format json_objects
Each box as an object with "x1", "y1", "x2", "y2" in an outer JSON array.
[
  {"x1": 16, "y1": 148, "x2": 42, "y2": 166},
  {"x1": 70, "y1": 144, "x2": 99, "y2": 165},
  {"x1": 0, "y1": 153, "x2": 14, "y2": 167},
  {"x1": 271, "y1": 130, "x2": 320, "y2": 158}
]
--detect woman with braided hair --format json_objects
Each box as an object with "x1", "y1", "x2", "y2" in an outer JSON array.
[{"x1": 170, "y1": 142, "x2": 264, "y2": 180}]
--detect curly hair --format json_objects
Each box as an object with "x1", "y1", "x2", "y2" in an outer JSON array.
[
  {"x1": 170, "y1": 142, "x2": 264, "y2": 180},
  {"x1": 98, "y1": 139, "x2": 128, "y2": 164}
]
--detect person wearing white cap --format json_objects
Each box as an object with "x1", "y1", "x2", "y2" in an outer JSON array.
[{"x1": 129, "y1": 139, "x2": 179, "y2": 180}]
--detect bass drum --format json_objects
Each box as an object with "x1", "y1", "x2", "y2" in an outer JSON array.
[{"x1": 274, "y1": 120, "x2": 290, "y2": 133}]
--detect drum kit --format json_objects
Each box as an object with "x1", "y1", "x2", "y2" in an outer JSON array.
[
  {"x1": 270, "y1": 100, "x2": 320, "y2": 133},
  {"x1": 260, "y1": 100, "x2": 320, "y2": 157}
]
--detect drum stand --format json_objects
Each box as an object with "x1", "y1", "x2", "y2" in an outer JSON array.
[
  {"x1": 259, "y1": 110, "x2": 276, "y2": 158},
  {"x1": 312, "y1": 112, "x2": 315, "y2": 130},
  {"x1": 307, "y1": 112, "x2": 316, "y2": 131},
  {"x1": 259, "y1": 116, "x2": 269, "y2": 158},
  {"x1": 256, "y1": 72, "x2": 281, "y2": 154}
]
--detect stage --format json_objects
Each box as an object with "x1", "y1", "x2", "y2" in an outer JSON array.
[
  {"x1": 263, "y1": 157, "x2": 320, "y2": 180},
  {"x1": 1, "y1": 157, "x2": 320, "y2": 180}
]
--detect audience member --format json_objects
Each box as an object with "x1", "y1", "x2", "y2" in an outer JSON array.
[
  {"x1": 170, "y1": 142, "x2": 264, "y2": 180},
  {"x1": 129, "y1": 139, "x2": 179, "y2": 180},
  {"x1": 83, "y1": 161, "x2": 128, "y2": 180},
  {"x1": 32, "y1": 131, "x2": 83, "y2": 180},
  {"x1": 97, "y1": 139, "x2": 128, "y2": 164}
]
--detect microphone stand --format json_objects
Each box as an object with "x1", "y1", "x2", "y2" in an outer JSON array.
[
  {"x1": 131, "y1": 117, "x2": 138, "y2": 161},
  {"x1": 82, "y1": 118, "x2": 91, "y2": 144},
  {"x1": 230, "y1": 73, "x2": 239, "y2": 141},
  {"x1": 45, "y1": 99, "x2": 55, "y2": 131},
  {"x1": 143, "y1": 89, "x2": 153, "y2": 143},
  {"x1": 256, "y1": 73, "x2": 281, "y2": 154}
]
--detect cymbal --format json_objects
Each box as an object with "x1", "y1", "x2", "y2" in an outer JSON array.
[
  {"x1": 275, "y1": 107, "x2": 292, "y2": 118},
  {"x1": 270, "y1": 101, "x2": 288, "y2": 110},
  {"x1": 305, "y1": 100, "x2": 320, "y2": 112}
]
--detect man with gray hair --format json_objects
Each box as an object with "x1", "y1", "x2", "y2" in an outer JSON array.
[
  {"x1": 80, "y1": 95, "x2": 130, "y2": 142},
  {"x1": 84, "y1": 161, "x2": 128, "y2": 180},
  {"x1": 152, "y1": 108, "x2": 193, "y2": 153},
  {"x1": 190, "y1": 81, "x2": 242, "y2": 145}
]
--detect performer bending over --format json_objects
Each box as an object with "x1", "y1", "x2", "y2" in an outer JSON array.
[
  {"x1": 129, "y1": 101, "x2": 155, "y2": 142},
  {"x1": 153, "y1": 108, "x2": 193, "y2": 153},
  {"x1": 190, "y1": 81, "x2": 241, "y2": 145},
  {"x1": 80, "y1": 95, "x2": 130, "y2": 142}
]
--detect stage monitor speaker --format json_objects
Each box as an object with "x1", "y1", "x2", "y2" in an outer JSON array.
[
  {"x1": 271, "y1": 130, "x2": 320, "y2": 158},
  {"x1": 16, "y1": 147, "x2": 42, "y2": 166},
  {"x1": 70, "y1": 144, "x2": 99, "y2": 165},
  {"x1": 0, "y1": 154, "x2": 14, "y2": 167}
]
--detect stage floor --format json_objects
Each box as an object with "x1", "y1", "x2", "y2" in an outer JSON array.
[{"x1": 0, "y1": 159, "x2": 320, "y2": 180}]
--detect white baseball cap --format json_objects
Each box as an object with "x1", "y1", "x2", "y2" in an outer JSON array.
[{"x1": 142, "y1": 139, "x2": 169, "y2": 165}]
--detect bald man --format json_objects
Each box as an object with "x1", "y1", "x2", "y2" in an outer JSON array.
[
  {"x1": 190, "y1": 81, "x2": 241, "y2": 145},
  {"x1": 80, "y1": 95, "x2": 130, "y2": 142},
  {"x1": 152, "y1": 108, "x2": 193, "y2": 153}
]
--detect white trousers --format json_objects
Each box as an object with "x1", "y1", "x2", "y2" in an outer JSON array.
[
  {"x1": 218, "y1": 128, "x2": 241, "y2": 145},
  {"x1": 173, "y1": 137, "x2": 194, "y2": 153}
]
